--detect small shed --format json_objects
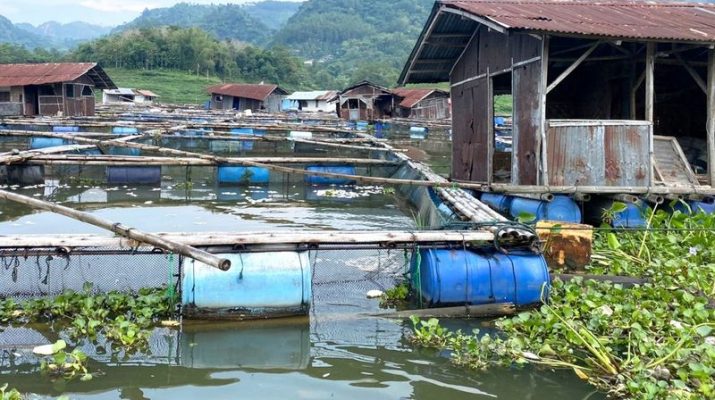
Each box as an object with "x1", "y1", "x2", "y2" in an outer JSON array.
[
  {"x1": 284, "y1": 90, "x2": 338, "y2": 112},
  {"x1": 102, "y1": 88, "x2": 159, "y2": 105},
  {"x1": 0, "y1": 62, "x2": 115, "y2": 117},
  {"x1": 207, "y1": 83, "x2": 288, "y2": 113},
  {"x1": 392, "y1": 88, "x2": 450, "y2": 119},
  {"x1": 335, "y1": 81, "x2": 395, "y2": 121},
  {"x1": 400, "y1": 0, "x2": 715, "y2": 191}
]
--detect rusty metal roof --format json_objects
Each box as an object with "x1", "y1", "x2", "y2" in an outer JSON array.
[
  {"x1": 0, "y1": 63, "x2": 116, "y2": 89},
  {"x1": 443, "y1": 0, "x2": 715, "y2": 42},
  {"x1": 136, "y1": 89, "x2": 159, "y2": 98},
  {"x1": 207, "y1": 83, "x2": 287, "y2": 101},
  {"x1": 400, "y1": 0, "x2": 715, "y2": 84},
  {"x1": 392, "y1": 88, "x2": 448, "y2": 108}
]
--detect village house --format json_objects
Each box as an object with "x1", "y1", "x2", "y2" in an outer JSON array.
[
  {"x1": 102, "y1": 88, "x2": 159, "y2": 105},
  {"x1": 207, "y1": 83, "x2": 287, "y2": 113},
  {"x1": 400, "y1": 0, "x2": 715, "y2": 194},
  {"x1": 392, "y1": 88, "x2": 450, "y2": 120},
  {"x1": 0, "y1": 62, "x2": 115, "y2": 117},
  {"x1": 335, "y1": 81, "x2": 396, "y2": 121},
  {"x1": 284, "y1": 90, "x2": 338, "y2": 112}
]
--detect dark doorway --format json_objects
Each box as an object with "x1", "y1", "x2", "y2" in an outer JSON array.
[{"x1": 23, "y1": 85, "x2": 39, "y2": 116}]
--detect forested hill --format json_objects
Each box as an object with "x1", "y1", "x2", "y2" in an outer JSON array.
[
  {"x1": 113, "y1": 2, "x2": 300, "y2": 45},
  {"x1": 0, "y1": 15, "x2": 46, "y2": 49},
  {"x1": 272, "y1": 0, "x2": 434, "y2": 86}
]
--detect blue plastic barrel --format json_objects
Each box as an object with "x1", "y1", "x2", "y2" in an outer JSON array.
[
  {"x1": 30, "y1": 137, "x2": 67, "y2": 149},
  {"x1": 479, "y1": 192, "x2": 513, "y2": 214},
  {"x1": 52, "y1": 126, "x2": 80, "y2": 133},
  {"x1": 305, "y1": 165, "x2": 356, "y2": 185},
  {"x1": 670, "y1": 199, "x2": 715, "y2": 215},
  {"x1": 218, "y1": 166, "x2": 270, "y2": 184},
  {"x1": 106, "y1": 166, "x2": 161, "y2": 184},
  {"x1": 182, "y1": 252, "x2": 312, "y2": 318},
  {"x1": 409, "y1": 126, "x2": 428, "y2": 140},
  {"x1": 411, "y1": 249, "x2": 549, "y2": 307},
  {"x1": 509, "y1": 195, "x2": 582, "y2": 223},
  {"x1": 112, "y1": 127, "x2": 139, "y2": 135},
  {"x1": 611, "y1": 201, "x2": 648, "y2": 228},
  {"x1": 230, "y1": 127, "x2": 264, "y2": 151}
]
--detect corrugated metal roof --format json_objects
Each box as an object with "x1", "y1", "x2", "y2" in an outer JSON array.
[
  {"x1": 0, "y1": 63, "x2": 115, "y2": 89},
  {"x1": 105, "y1": 88, "x2": 136, "y2": 96},
  {"x1": 392, "y1": 88, "x2": 448, "y2": 108},
  {"x1": 207, "y1": 83, "x2": 287, "y2": 101},
  {"x1": 400, "y1": 0, "x2": 715, "y2": 84},
  {"x1": 444, "y1": 0, "x2": 715, "y2": 42},
  {"x1": 286, "y1": 90, "x2": 337, "y2": 101},
  {"x1": 136, "y1": 89, "x2": 159, "y2": 97}
]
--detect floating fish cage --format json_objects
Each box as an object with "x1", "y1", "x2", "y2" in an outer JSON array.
[{"x1": 0, "y1": 112, "x2": 546, "y2": 320}]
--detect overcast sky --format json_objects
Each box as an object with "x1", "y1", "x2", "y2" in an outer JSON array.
[{"x1": 0, "y1": 0, "x2": 304, "y2": 26}]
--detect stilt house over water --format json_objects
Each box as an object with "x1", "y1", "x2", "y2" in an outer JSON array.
[
  {"x1": 399, "y1": 0, "x2": 715, "y2": 196},
  {"x1": 207, "y1": 83, "x2": 288, "y2": 113},
  {"x1": 0, "y1": 63, "x2": 115, "y2": 117}
]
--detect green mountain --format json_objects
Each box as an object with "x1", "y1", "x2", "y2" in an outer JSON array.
[
  {"x1": 113, "y1": 3, "x2": 276, "y2": 45},
  {"x1": 244, "y1": 1, "x2": 302, "y2": 30},
  {"x1": 271, "y1": 0, "x2": 434, "y2": 86},
  {"x1": 0, "y1": 15, "x2": 46, "y2": 48},
  {"x1": 15, "y1": 21, "x2": 111, "y2": 49}
]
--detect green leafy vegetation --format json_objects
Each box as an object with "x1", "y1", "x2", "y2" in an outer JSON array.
[
  {"x1": 409, "y1": 209, "x2": 715, "y2": 399},
  {"x1": 1, "y1": 284, "x2": 176, "y2": 353},
  {"x1": 380, "y1": 282, "x2": 409, "y2": 308},
  {"x1": 38, "y1": 340, "x2": 92, "y2": 382},
  {"x1": 0, "y1": 384, "x2": 21, "y2": 400}
]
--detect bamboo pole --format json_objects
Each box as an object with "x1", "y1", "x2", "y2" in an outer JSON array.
[
  {"x1": 0, "y1": 190, "x2": 231, "y2": 271},
  {"x1": 22, "y1": 155, "x2": 400, "y2": 167},
  {"x1": 373, "y1": 303, "x2": 517, "y2": 319},
  {"x1": 0, "y1": 230, "x2": 496, "y2": 248}
]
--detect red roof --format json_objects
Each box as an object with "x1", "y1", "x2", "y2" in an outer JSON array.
[
  {"x1": 207, "y1": 83, "x2": 287, "y2": 101},
  {"x1": 0, "y1": 63, "x2": 115, "y2": 88},
  {"x1": 442, "y1": 0, "x2": 715, "y2": 42},
  {"x1": 392, "y1": 88, "x2": 447, "y2": 108}
]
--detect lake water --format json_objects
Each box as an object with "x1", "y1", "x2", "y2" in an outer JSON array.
[{"x1": 0, "y1": 131, "x2": 602, "y2": 399}]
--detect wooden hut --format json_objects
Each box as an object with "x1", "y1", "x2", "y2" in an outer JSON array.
[
  {"x1": 335, "y1": 81, "x2": 395, "y2": 121},
  {"x1": 207, "y1": 83, "x2": 287, "y2": 113},
  {"x1": 0, "y1": 63, "x2": 115, "y2": 117},
  {"x1": 399, "y1": 0, "x2": 715, "y2": 195},
  {"x1": 392, "y1": 88, "x2": 450, "y2": 119}
]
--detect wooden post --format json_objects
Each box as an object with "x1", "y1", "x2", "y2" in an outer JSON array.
[
  {"x1": 539, "y1": 35, "x2": 550, "y2": 185},
  {"x1": 0, "y1": 189, "x2": 231, "y2": 271},
  {"x1": 708, "y1": 49, "x2": 715, "y2": 186},
  {"x1": 487, "y1": 67, "x2": 494, "y2": 185}
]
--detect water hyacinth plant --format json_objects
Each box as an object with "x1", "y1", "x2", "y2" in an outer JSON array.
[{"x1": 409, "y1": 207, "x2": 715, "y2": 399}]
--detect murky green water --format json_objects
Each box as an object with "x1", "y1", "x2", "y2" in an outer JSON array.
[{"x1": 0, "y1": 130, "x2": 602, "y2": 399}]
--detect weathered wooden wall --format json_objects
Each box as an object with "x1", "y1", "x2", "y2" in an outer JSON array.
[{"x1": 450, "y1": 27, "x2": 542, "y2": 183}]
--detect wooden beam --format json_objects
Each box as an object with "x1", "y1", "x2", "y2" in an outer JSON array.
[
  {"x1": 630, "y1": 69, "x2": 646, "y2": 119},
  {"x1": 441, "y1": 7, "x2": 506, "y2": 33},
  {"x1": 0, "y1": 230, "x2": 496, "y2": 249},
  {"x1": 404, "y1": 5, "x2": 445, "y2": 80},
  {"x1": 546, "y1": 41, "x2": 600, "y2": 94},
  {"x1": 708, "y1": 49, "x2": 715, "y2": 186},
  {"x1": 675, "y1": 53, "x2": 707, "y2": 94}
]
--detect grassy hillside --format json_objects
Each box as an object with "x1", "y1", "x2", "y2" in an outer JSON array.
[{"x1": 104, "y1": 68, "x2": 222, "y2": 105}]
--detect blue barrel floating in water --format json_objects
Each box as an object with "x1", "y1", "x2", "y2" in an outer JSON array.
[
  {"x1": 411, "y1": 249, "x2": 549, "y2": 307},
  {"x1": 611, "y1": 201, "x2": 648, "y2": 228},
  {"x1": 52, "y1": 126, "x2": 80, "y2": 133},
  {"x1": 479, "y1": 192, "x2": 513, "y2": 214},
  {"x1": 218, "y1": 166, "x2": 270, "y2": 184},
  {"x1": 670, "y1": 199, "x2": 715, "y2": 215},
  {"x1": 230, "y1": 127, "x2": 264, "y2": 151},
  {"x1": 509, "y1": 195, "x2": 582, "y2": 223},
  {"x1": 112, "y1": 126, "x2": 139, "y2": 135},
  {"x1": 182, "y1": 252, "x2": 312, "y2": 318},
  {"x1": 30, "y1": 137, "x2": 67, "y2": 149},
  {"x1": 305, "y1": 165, "x2": 356, "y2": 185},
  {"x1": 409, "y1": 126, "x2": 428, "y2": 140},
  {"x1": 106, "y1": 166, "x2": 161, "y2": 184},
  {"x1": 356, "y1": 121, "x2": 369, "y2": 131}
]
